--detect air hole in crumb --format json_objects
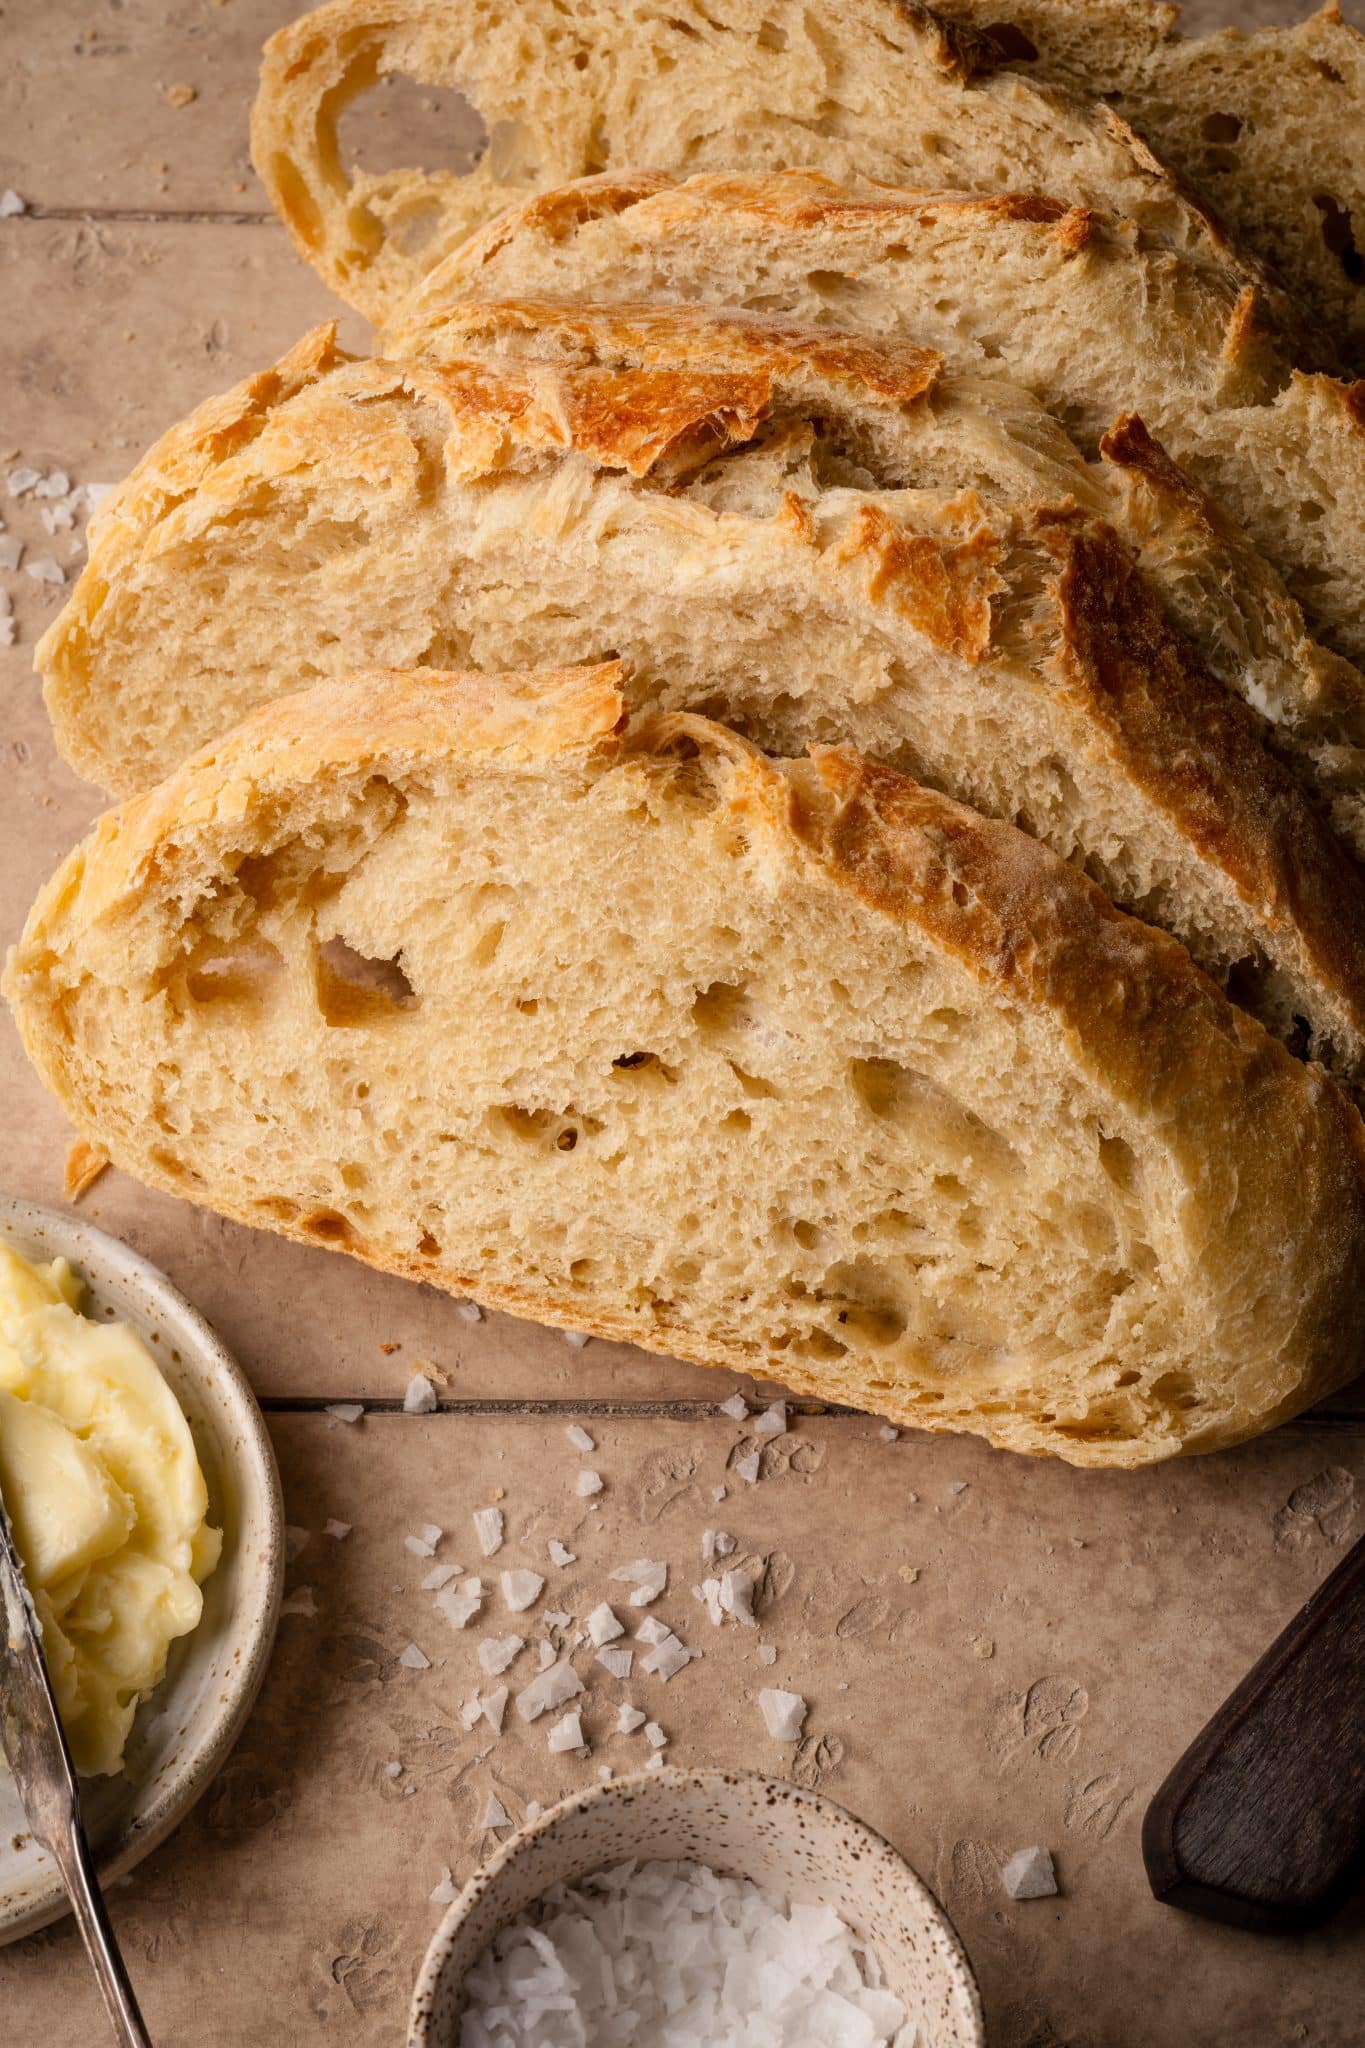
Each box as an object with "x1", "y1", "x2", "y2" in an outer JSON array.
[
  {"x1": 149, "y1": 1145, "x2": 204, "y2": 1188},
  {"x1": 470, "y1": 921, "x2": 507, "y2": 968},
  {"x1": 303, "y1": 1209, "x2": 354, "y2": 1243},
  {"x1": 517, "y1": 998, "x2": 540, "y2": 1016},
  {"x1": 1098, "y1": 1133, "x2": 1138, "y2": 1195},
  {"x1": 727, "y1": 1061, "x2": 778, "y2": 1100},
  {"x1": 722, "y1": 1109, "x2": 752, "y2": 1134},
  {"x1": 791, "y1": 1220, "x2": 821, "y2": 1250},
  {"x1": 613, "y1": 1050, "x2": 655, "y2": 1068},
  {"x1": 1115, "y1": 1370, "x2": 1141, "y2": 1388},
  {"x1": 337, "y1": 75, "x2": 489, "y2": 186},
  {"x1": 1314, "y1": 193, "x2": 1364, "y2": 282},
  {"x1": 1200, "y1": 109, "x2": 1243, "y2": 143},
  {"x1": 316, "y1": 937, "x2": 418, "y2": 1026},
  {"x1": 982, "y1": 19, "x2": 1038, "y2": 62},
  {"x1": 692, "y1": 980, "x2": 751, "y2": 1034},
  {"x1": 184, "y1": 939, "x2": 285, "y2": 1008},
  {"x1": 569, "y1": 1257, "x2": 596, "y2": 1283},
  {"x1": 796, "y1": 1329, "x2": 848, "y2": 1362},
  {"x1": 254, "y1": 1195, "x2": 299, "y2": 1221},
  {"x1": 756, "y1": 18, "x2": 788, "y2": 49},
  {"x1": 556, "y1": 1128, "x2": 579, "y2": 1152},
  {"x1": 418, "y1": 1231, "x2": 440, "y2": 1257}
]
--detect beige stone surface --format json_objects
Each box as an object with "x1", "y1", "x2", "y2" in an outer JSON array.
[
  {"x1": 3, "y1": 2, "x2": 1365, "y2": 2042},
  {"x1": 2, "y1": 1412, "x2": 1363, "y2": 2047}
]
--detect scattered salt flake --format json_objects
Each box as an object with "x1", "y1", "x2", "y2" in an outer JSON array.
[
  {"x1": 384, "y1": 1760, "x2": 403, "y2": 1779},
  {"x1": 646, "y1": 1753, "x2": 665, "y2": 1771},
  {"x1": 473, "y1": 1507, "x2": 504, "y2": 1557},
  {"x1": 481, "y1": 1686, "x2": 509, "y2": 1734},
  {"x1": 698, "y1": 1579, "x2": 724, "y2": 1628},
  {"x1": 720, "y1": 1569, "x2": 757, "y2": 1627},
  {"x1": 752, "y1": 1401, "x2": 787, "y2": 1437},
  {"x1": 25, "y1": 556, "x2": 64, "y2": 586},
  {"x1": 720, "y1": 1393, "x2": 750, "y2": 1420},
  {"x1": 701, "y1": 1529, "x2": 736, "y2": 1562},
  {"x1": 562, "y1": 1330, "x2": 590, "y2": 1349},
  {"x1": 617, "y1": 1704, "x2": 646, "y2": 1733},
  {"x1": 0, "y1": 535, "x2": 22, "y2": 570},
  {"x1": 437, "y1": 1582, "x2": 484, "y2": 1630},
  {"x1": 1002, "y1": 1846, "x2": 1057, "y2": 1900},
  {"x1": 460, "y1": 1696, "x2": 484, "y2": 1732},
  {"x1": 325, "y1": 1403, "x2": 364, "y2": 1424},
  {"x1": 284, "y1": 1525, "x2": 310, "y2": 1563},
  {"x1": 640, "y1": 1633, "x2": 699, "y2": 1682},
  {"x1": 712, "y1": 1485, "x2": 727, "y2": 1503},
  {"x1": 516, "y1": 1657, "x2": 584, "y2": 1723},
  {"x1": 32, "y1": 471, "x2": 69, "y2": 498},
  {"x1": 478, "y1": 1635, "x2": 524, "y2": 1676},
  {"x1": 501, "y1": 1569, "x2": 545, "y2": 1613},
  {"x1": 598, "y1": 1765, "x2": 613, "y2": 1782},
  {"x1": 948, "y1": 1482, "x2": 969, "y2": 1496},
  {"x1": 324, "y1": 1519, "x2": 351, "y2": 1540},
  {"x1": 7, "y1": 467, "x2": 41, "y2": 495},
  {"x1": 399, "y1": 1643, "x2": 431, "y2": 1671},
  {"x1": 610, "y1": 1559, "x2": 667, "y2": 1606},
  {"x1": 644, "y1": 1722, "x2": 668, "y2": 1750},
  {"x1": 565, "y1": 1424, "x2": 595, "y2": 1452},
  {"x1": 595, "y1": 1645, "x2": 633, "y2": 1680},
  {"x1": 586, "y1": 1602, "x2": 624, "y2": 1646},
  {"x1": 279, "y1": 1586, "x2": 317, "y2": 1619},
  {"x1": 758, "y1": 1689, "x2": 807, "y2": 1741},
  {"x1": 422, "y1": 1562, "x2": 461, "y2": 1591},
  {"x1": 547, "y1": 1539, "x2": 575, "y2": 1567},
  {"x1": 0, "y1": 191, "x2": 26, "y2": 217},
  {"x1": 548, "y1": 1709, "x2": 584, "y2": 1754},
  {"x1": 84, "y1": 482, "x2": 115, "y2": 511},
  {"x1": 429, "y1": 1868, "x2": 459, "y2": 1905},
  {"x1": 537, "y1": 1641, "x2": 556, "y2": 1671},
  {"x1": 758, "y1": 1643, "x2": 778, "y2": 1666},
  {"x1": 525, "y1": 1801, "x2": 543, "y2": 1823},
  {"x1": 405, "y1": 1522, "x2": 444, "y2": 1558},
  {"x1": 879, "y1": 1425, "x2": 900, "y2": 1443},
  {"x1": 543, "y1": 1610, "x2": 572, "y2": 1630},
  {"x1": 734, "y1": 1453, "x2": 761, "y2": 1485},
  {"x1": 454, "y1": 1299, "x2": 484, "y2": 1325},
  {"x1": 479, "y1": 1793, "x2": 512, "y2": 1832},
  {"x1": 576, "y1": 1469, "x2": 604, "y2": 1497},
  {"x1": 403, "y1": 1373, "x2": 438, "y2": 1415}
]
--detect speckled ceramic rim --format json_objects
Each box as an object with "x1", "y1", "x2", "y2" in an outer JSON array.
[
  {"x1": 409, "y1": 1765, "x2": 986, "y2": 2046},
  {"x1": 0, "y1": 1195, "x2": 285, "y2": 1944}
]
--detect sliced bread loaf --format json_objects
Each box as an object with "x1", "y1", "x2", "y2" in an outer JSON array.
[
  {"x1": 250, "y1": 0, "x2": 1269, "y2": 325},
  {"x1": 391, "y1": 171, "x2": 1365, "y2": 669},
  {"x1": 9, "y1": 663, "x2": 1365, "y2": 1467},
  {"x1": 37, "y1": 310, "x2": 1365, "y2": 1084},
  {"x1": 934, "y1": 0, "x2": 1365, "y2": 372}
]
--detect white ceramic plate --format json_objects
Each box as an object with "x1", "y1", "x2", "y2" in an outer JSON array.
[{"x1": 0, "y1": 1195, "x2": 284, "y2": 1944}]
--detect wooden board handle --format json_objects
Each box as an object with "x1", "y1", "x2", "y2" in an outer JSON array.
[{"x1": 1143, "y1": 1532, "x2": 1365, "y2": 1932}]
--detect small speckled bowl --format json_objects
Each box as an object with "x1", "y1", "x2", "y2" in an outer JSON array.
[
  {"x1": 410, "y1": 1766, "x2": 984, "y2": 2046},
  {"x1": 0, "y1": 1196, "x2": 284, "y2": 1944}
]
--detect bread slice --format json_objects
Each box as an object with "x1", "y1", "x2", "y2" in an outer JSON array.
[
  {"x1": 37, "y1": 308, "x2": 1365, "y2": 1085},
  {"x1": 933, "y1": 0, "x2": 1365, "y2": 374},
  {"x1": 10, "y1": 662, "x2": 1365, "y2": 1467},
  {"x1": 249, "y1": 0, "x2": 1272, "y2": 326},
  {"x1": 391, "y1": 170, "x2": 1365, "y2": 671}
]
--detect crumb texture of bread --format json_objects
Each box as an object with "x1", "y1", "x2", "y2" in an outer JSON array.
[
  {"x1": 36, "y1": 310, "x2": 1365, "y2": 1087},
  {"x1": 9, "y1": 665, "x2": 1365, "y2": 1469},
  {"x1": 934, "y1": 0, "x2": 1365, "y2": 374},
  {"x1": 398, "y1": 171, "x2": 1365, "y2": 671},
  {"x1": 249, "y1": 0, "x2": 1259, "y2": 323}
]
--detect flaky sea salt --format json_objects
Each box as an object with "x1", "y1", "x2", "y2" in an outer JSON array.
[
  {"x1": 610, "y1": 1559, "x2": 667, "y2": 1606},
  {"x1": 454, "y1": 1299, "x2": 484, "y2": 1325},
  {"x1": 478, "y1": 1635, "x2": 524, "y2": 1676},
  {"x1": 474, "y1": 1507, "x2": 505, "y2": 1557},
  {"x1": 437, "y1": 1580, "x2": 484, "y2": 1630},
  {"x1": 399, "y1": 1643, "x2": 430, "y2": 1671},
  {"x1": 538, "y1": 1640, "x2": 556, "y2": 1671},
  {"x1": 719, "y1": 1393, "x2": 750, "y2": 1420},
  {"x1": 456, "y1": 1859, "x2": 913, "y2": 2048},
  {"x1": 430, "y1": 1867, "x2": 459, "y2": 1905},
  {"x1": 325, "y1": 1519, "x2": 352, "y2": 1540},
  {"x1": 879, "y1": 1425, "x2": 900, "y2": 1443},
  {"x1": 644, "y1": 1721, "x2": 668, "y2": 1750},
  {"x1": 576, "y1": 1470, "x2": 604, "y2": 1497},
  {"x1": 617, "y1": 1703, "x2": 646, "y2": 1733},
  {"x1": 547, "y1": 1709, "x2": 584, "y2": 1754},
  {"x1": 404, "y1": 1373, "x2": 438, "y2": 1415},
  {"x1": 1002, "y1": 1846, "x2": 1057, "y2": 1901},
  {"x1": 547, "y1": 1539, "x2": 575, "y2": 1567},
  {"x1": 701, "y1": 1529, "x2": 736, "y2": 1562},
  {"x1": 326, "y1": 1403, "x2": 364, "y2": 1424},
  {"x1": 595, "y1": 1645, "x2": 633, "y2": 1680},
  {"x1": 635, "y1": 1616, "x2": 671, "y2": 1646},
  {"x1": 562, "y1": 1330, "x2": 591, "y2": 1349},
  {"x1": 758, "y1": 1689, "x2": 807, "y2": 1741},
  {"x1": 752, "y1": 1401, "x2": 787, "y2": 1437},
  {"x1": 734, "y1": 1453, "x2": 761, "y2": 1485},
  {"x1": 406, "y1": 1523, "x2": 444, "y2": 1558},
  {"x1": 480, "y1": 1792, "x2": 512, "y2": 1831},
  {"x1": 758, "y1": 1644, "x2": 778, "y2": 1666},
  {"x1": 586, "y1": 1602, "x2": 624, "y2": 1646},
  {"x1": 639, "y1": 1633, "x2": 699, "y2": 1682},
  {"x1": 482, "y1": 1687, "x2": 509, "y2": 1734},
  {"x1": 516, "y1": 1657, "x2": 584, "y2": 1723},
  {"x1": 502, "y1": 1570, "x2": 545, "y2": 1613},
  {"x1": 565, "y1": 1424, "x2": 595, "y2": 1452},
  {"x1": 423, "y1": 1562, "x2": 462, "y2": 1591}
]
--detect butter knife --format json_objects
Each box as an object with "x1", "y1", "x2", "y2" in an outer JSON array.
[{"x1": 0, "y1": 1481, "x2": 153, "y2": 2045}]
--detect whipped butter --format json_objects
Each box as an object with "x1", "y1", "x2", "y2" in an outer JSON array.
[{"x1": 0, "y1": 1242, "x2": 221, "y2": 1777}]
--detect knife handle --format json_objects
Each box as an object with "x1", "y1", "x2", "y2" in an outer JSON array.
[{"x1": 1143, "y1": 1532, "x2": 1365, "y2": 1932}]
